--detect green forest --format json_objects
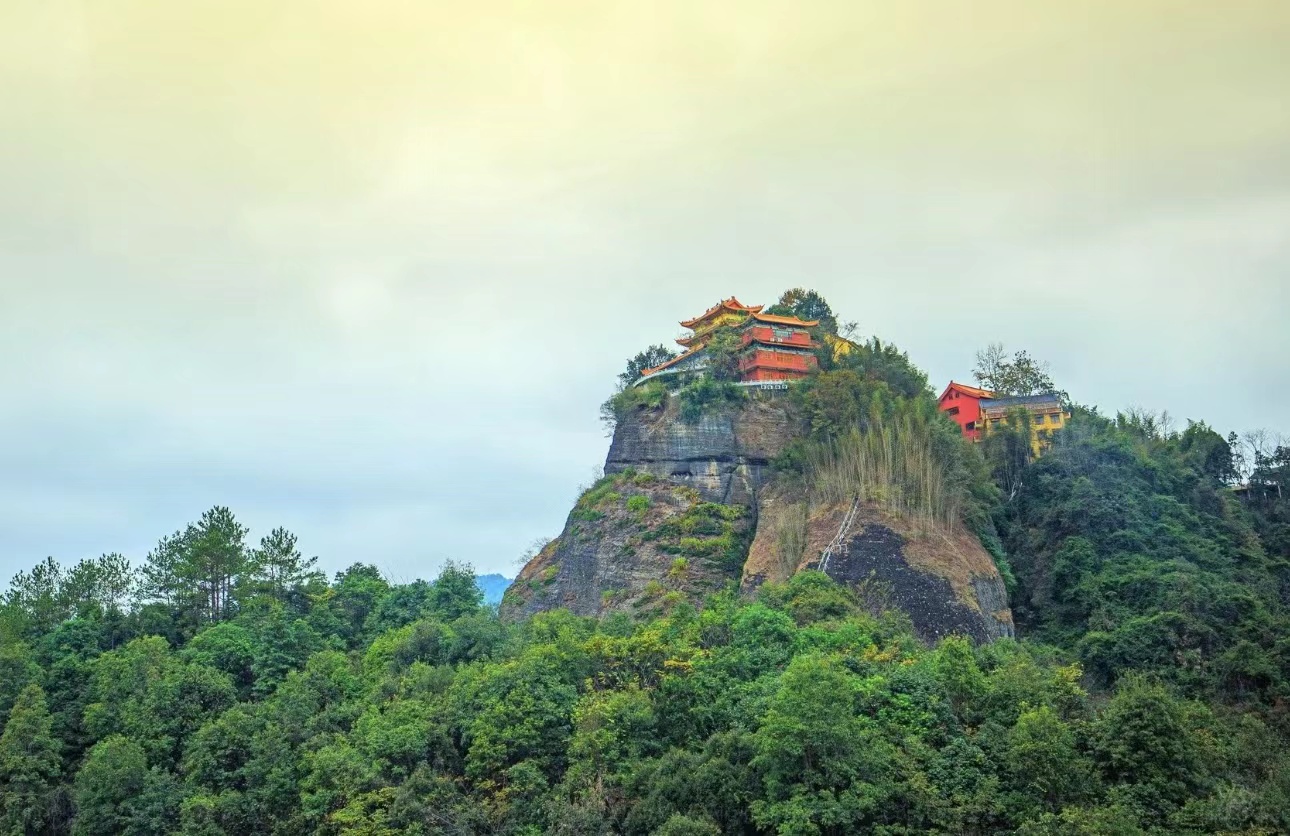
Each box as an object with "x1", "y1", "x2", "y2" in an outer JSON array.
[{"x1": 3, "y1": 292, "x2": 1289, "y2": 835}]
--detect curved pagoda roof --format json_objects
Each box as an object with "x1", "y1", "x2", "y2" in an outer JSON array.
[
  {"x1": 680, "y1": 297, "x2": 763, "y2": 329},
  {"x1": 641, "y1": 347, "x2": 702, "y2": 376},
  {"x1": 939, "y1": 381, "x2": 996, "y2": 401},
  {"x1": 749, "y1": 311, "x2": 819, "y2": 328}
]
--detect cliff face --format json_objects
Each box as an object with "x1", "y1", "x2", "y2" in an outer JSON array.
[
  {"x1": 503, "y1": 393, "x2": 1015, "y2": 643},
  {"x1": 502, "y1": 396, "x2": 786, "y2": 619},
  {"x1": 603, "y1": 395, "x2": 797, "y2": 505}
]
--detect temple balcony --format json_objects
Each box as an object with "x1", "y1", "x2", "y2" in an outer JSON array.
[
  {"x1": 739, "y1": 350, "x2": 816, "y2": 374},
  {"x1": 740, "y1": 326, "x2": 814, "y2": 349}
]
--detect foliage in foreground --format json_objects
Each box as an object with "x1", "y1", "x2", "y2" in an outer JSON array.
[{"x1": 3, "y1": 549, "x2": 1290, "y2": 835}]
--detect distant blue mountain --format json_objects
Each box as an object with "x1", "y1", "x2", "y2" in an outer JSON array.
[{"x1": 476, "y1": 573, "x2": 512, "y2": 606}]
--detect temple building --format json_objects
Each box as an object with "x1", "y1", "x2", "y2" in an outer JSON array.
[
  {"x1": 676, "y1": 297, "x2": 764, "y2": 350},
  {"x1": 637, "y1": 297, "x2": 820, "y2": 385},
  {"x1": 739, "y1": 311, "x2": 820, "y2": 381},
  {"x1": 938, "y1": 381, "x2": 1070, "y2": 455},
  {"x1": 937, "y1": 382, "x2": 996, "y2": 442}
]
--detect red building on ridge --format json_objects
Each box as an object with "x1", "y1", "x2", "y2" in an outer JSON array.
[
  {"x1": 939, "y1": 380, "x2": 1071, "y2": 456},
  {"x1": 638, "y1": 297, "x2": 819, "y2": 385},
  {"x1": 738, "y1": 311, "x2": 820, "y2": 381},
  {"x1": 937, "y1": 381, "x2": 996, "y2": 441}
]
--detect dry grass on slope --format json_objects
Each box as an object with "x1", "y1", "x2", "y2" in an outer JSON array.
[{"x1": 804, "y1": 415, "x2": 963, "y2": 537}]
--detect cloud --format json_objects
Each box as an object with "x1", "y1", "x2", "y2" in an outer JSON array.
[{"x1": 1, "y1": 0, "x2": 1287, "y2": 583}]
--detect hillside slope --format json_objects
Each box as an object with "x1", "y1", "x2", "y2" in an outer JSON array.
[
  {"x1": 746, "y1": 493, "x2": 1013, "y2": 643},
  {"x1": 503, "y1": 392, "x2": 1014, "y2": 643}
]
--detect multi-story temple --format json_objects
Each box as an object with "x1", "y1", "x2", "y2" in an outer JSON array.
[{"x1": 636, "y1": 297, "x2": 820, "y2": 385}]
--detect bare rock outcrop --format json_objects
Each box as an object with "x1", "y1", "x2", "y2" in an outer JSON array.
[
  {"x1": 603, "y1": 394, "x2": 797, "y2": 505},
  {"x1": 503, "y1": 392, "x2": 1015, "y2": 644},
  {"x1": 745, "y1": 494, "x2": 1014, "y2": 643}
]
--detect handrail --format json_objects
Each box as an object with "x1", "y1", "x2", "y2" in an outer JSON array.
[
  {"x1": 631, "y1": 364, "x2": 699, "y2": 387},
  {"x1": 819, "y1": 495, "x2": 861, "y2": 574}
]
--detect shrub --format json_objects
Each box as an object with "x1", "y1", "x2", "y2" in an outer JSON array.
[
  {"x1": 679, "y1": 516, "x2": 723, "y2": 536},
  {"x1": 677, "y1": 377, "x2": 744, "y2": 423},
  {"x1": 578, "y1": 477, "x2": 622, "y2": 509},
  {"x1": 626, "y1": 495, "x2": 650, "y2": 514},
  {"x1": 601, "y1": 380, "x2": 668, "y2": 431},
  {"x1": 693, "y1": 503, "x2": 743, "y2": 522},
  {"x1": 678, "y1": 537, "x2": 721, "y2": 557}
]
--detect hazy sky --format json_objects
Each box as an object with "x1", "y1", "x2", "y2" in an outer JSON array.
[{"x1": 2, "y1": 1, "x2": 1287, "y2": 583}]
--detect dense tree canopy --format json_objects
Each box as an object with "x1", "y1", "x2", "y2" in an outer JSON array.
[
  {"x1": 995, "y1": 410, "x2": 1290, "y2": 705},
  {"x1": 3, "y1": 446, "x2": 1288, "y2": 836}
]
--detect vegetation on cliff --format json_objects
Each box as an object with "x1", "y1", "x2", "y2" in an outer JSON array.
[
  {"x1": 505, "y1": 468, "x2": 754, "y2": 619},
  {"x1": 764, "y1": 325, "x2": 1010, "y2": 591},
  {"x1": 780, "y1": 366, "x2": 995, "y2": 528}
]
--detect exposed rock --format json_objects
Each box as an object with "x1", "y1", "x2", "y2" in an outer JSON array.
[
  {"x1": 504, "y1": 392, "x2": 1015, "y2": 644},
  {"x1": 503, "y1": 394, "x2": 787, "y2": 620},
  {"x1": 502, "y1": 471, "x2": 750, "y2": 619},
  {"x1": 745, "y1": 498, "x2": 1014, "y2": 643},
  {"x1": 604, "y1": 394, "x2": 797, "y2": 505}
]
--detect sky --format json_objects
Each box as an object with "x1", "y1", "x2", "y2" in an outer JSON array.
[{"x1": 1, "y1": 1, "x2": 1288, "y2": 584}]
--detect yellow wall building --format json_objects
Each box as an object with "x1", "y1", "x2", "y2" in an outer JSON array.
[
  {"x1": 823, "y1": 332, "x2": 858, "y2": 363},
  {"x1": 977, "y1": 394, "x2": 1071, "y2": 457}
]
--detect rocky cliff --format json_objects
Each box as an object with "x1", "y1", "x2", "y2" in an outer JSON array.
[
  {"x1": 503, "y1": 393, "x2": 1014, "y2": 643},
  {"x1": 603, "y1": 393, "x2": 796, "y2": 505},
  {"x1": 502, "y1": 394, "x2": 789, "y2": 620}
]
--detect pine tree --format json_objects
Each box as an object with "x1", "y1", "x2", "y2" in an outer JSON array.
[
  {"x1": 184, "y1": 507, "x2": 249, "y2": 623},
  {"x1": 139, "y1": 507, "x2": 250, "y2": 623},
  {"x1": 241, "y1": 527, "x2": 320, "y2": 603},
  {"x1": 3, "y1": 558, "x2": 67, "y2": 634},
  {"x1": 60, "y1": 554, "x2": 134, "y2": 616}
]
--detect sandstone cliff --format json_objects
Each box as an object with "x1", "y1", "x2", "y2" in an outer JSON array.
[
  {"x1": 502, "y1": 394, "x2": 788, "y2": 619},
  {"x1": 602, "y1": 393, "x2": 796, "y2": 505},
  {"x1": 503, "y1": 393, "x2": 1014, "y2": 643}
]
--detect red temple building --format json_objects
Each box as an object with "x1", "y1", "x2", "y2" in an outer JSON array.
[
  {"x1": 937, "y1": 381, "x2": 996, "y2": 441},
  {"x1": 738, "y1": 311, "x2": 820, "y2": 381},
  {"x1": 637, "y1": 297, "x2": 820, "y2": 385}
]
